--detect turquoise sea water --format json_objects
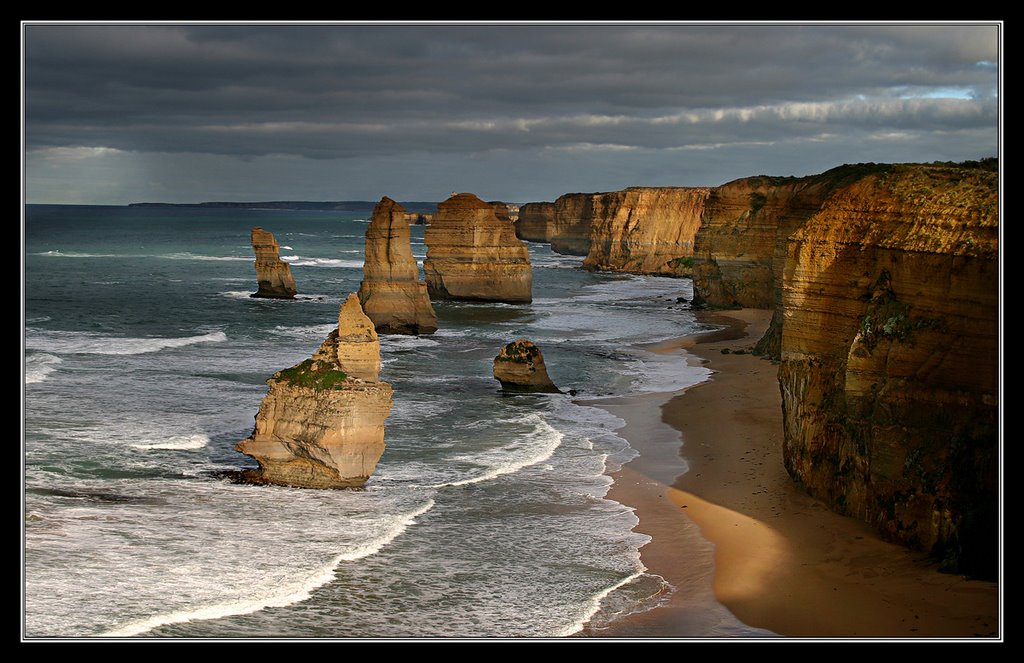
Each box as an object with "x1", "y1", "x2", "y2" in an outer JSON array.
[{"x1": 24, "y1": 204, "x2": 743, "y2": 638}]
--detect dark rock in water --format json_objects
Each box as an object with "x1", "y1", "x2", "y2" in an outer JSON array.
[
  {"x1": 676, "y1": 296, "x2": 689, "y2": 303},
  {"x1": 493, "y1": 339, "x2": 561, "y2": 393},
  {"x1": 721, "y1": 348, "x2": 731, "y2": 354}
]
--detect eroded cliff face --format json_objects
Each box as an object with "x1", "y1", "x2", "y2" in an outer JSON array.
[
  {"x1": 582, "y1": 187, "x2": 711, "y2": 276},
  {"x1": 692, "y1": 177, "x2": 809, "y2": 311},
  {"x1": 778, "y1": 163, "x2": 998, "y2": 577},
  {"x1": 250, "y1": 227, "x2": 297, "y2": 299},
  {"x1": 515, "y1": 202, "x2": 555, "y2": 242},
  {"x1": 692, "y1": 165, "x2": 916, "y2": 358},
  {"x1": 489, "y1": 201, "x2": 514, "y2": 223},
  {"x1": 236, "y1": 294, "x2": 393, "y2": 489},
  {"x1": 424, "y1": 192, "x2": 533, "y2": 303},
  {"x1": 358, "y1": 197, "x2": 438, "y2": 335},
  {"x1": 547, "y1": 193, "x2": 601, "y2": 255}
]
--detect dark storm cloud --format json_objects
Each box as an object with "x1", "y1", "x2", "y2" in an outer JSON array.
[
  {"x1": 25, "y1": 24, "x2": 998, "y2": 156},
  {"x1": 22, "y1": 22, "x2": 999, "y2": 203}
]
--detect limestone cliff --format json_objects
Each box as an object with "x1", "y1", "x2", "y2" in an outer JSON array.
[
  {"x1": 692, "y1": 165, "x2": 916, "y2": 358},
  {"x1": 548, "y1": 193, "x2": 600, "y2": 255},
  {"x1": 489, "y1": 201, "x2": 514, "y2": 223},
  {"x1": 515, "y1": 202, "x2": 555, "y2": 242},
  {"x1": 777, "y1": 163, "x2": 998, "y2": 577},
  {"x1": 423, "y1": 192, "x2": 533, "y2": 303},
  {"x1": 250, "y1": 227, "x2": 297, "y2": 299},
  {"x1": 582, "y1": 187, "x2": 711, "y2": 276},
  {"x1": 236, "y1": 294, "x2": 393, "y2": 489},
  {"x1": 358, "y1": 197, "x2": 438, "y2": 335},
  {"x1": 493, "y1": 340, "x2": 561, "y2": 393},
  {"x1": 692, "y1": 176, "x2": 809, "y2": 311},
  {"x1": 403, "y1": 212, "x2": 432, "y2": 225}
]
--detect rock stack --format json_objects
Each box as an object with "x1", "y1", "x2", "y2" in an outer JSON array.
[
  {"x1": 236, "y1": 294, "x2": 393, "y2": 489},
  {"x1": 250, "y1": 227, "x2": 297, "y2": 299},
  {"x1": 358, "y1": 197, "x2": 438, "y2": 335},
  {"x1": 493, "y1": 340, "x2": 560, "y2": 393},
  {"x1": 424, "y1": 192, "x2": 533, "y2": 303}
]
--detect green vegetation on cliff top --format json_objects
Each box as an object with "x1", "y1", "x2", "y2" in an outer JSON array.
[{"x1": 275, "y1": 358, "x2": 349, "y2": 390}]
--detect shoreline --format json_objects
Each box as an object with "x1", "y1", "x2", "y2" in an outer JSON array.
[{"x1": 583, "y1": 308, "x2": 999, "y2": 639}]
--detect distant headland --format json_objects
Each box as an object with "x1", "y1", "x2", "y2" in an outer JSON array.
[{"x1": 127, "y1": 200, "x2": 440, "y2": 214}]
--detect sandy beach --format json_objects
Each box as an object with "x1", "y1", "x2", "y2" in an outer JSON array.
[{"x1": 584, "y1": 308, "x2": 999, "y2": 639}]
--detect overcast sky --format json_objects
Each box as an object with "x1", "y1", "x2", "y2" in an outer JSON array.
[{"x1": 23, "y1": 22, "x2": 1000, "y2": 205}]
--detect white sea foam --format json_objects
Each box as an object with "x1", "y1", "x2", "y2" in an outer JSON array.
[
  {"x1": 431, "y1": 415, "x2": 563, "y2": 488},
  {"x1": 380, "y1": 335, "x2": 441, "y2": 350},
  {"x1": 26, "y1": 316, "x2": 52, "y2": 323},
  {"x1": 553, "y1": 570, "x2": 647, "y2": 637},
  {"x1": 25, "y1": 330, "x2": 227, "y2": 356},
  {"x1": 281, "y1": 255, "x2": 363, "y2": 268},
  {"x1": 25, "y1": 354, "x2": 62, "y2": 384},
  {"x1": 531, "y1": 254, "x2": 586, "y2": 270},
  {"x1": 130, "y1": 435, "x2": 209, "y2": 451},
  {"x1": 570, "y1": 274, "x2": 691, "y2": 303},
  {"x1": 270, "y1": 323, "x2": 337, "y2": 339},
  {"x1": 98, "y1": 499, "x2": 435, "y2": 637},
  {"x1": 281, "y1": 245, "x2": 293, "y2": 250},
  {"x1": 35, "y1": 250, "x2": 120, "y2": 258},
  {"x1": 625, "y1": 350, "x2": 711, "y2": 396},
  {"x1": 163, "y1": 252, "x2": 253, "y2": 262},
  {"x1": 219, "y1": 290, "x2": 256, "y2": 299}
]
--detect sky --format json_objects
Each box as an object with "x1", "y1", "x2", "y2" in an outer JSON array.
[{"x1": 22, "y1": 22, "x2": 1000, "y2": 205}]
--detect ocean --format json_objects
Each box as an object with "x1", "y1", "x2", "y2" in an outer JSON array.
[{"x1": 23, "y1": 204, "x2": 735, "y2": 639}]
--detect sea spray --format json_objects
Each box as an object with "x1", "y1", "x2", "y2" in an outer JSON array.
[{"x1": 99, "y1": 498, "x2": 436, "y2": 637}]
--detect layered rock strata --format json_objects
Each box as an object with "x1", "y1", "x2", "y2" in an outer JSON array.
[
  {"x1": 423, "y1": 193, "x2": 533, "y2": 303},
  {"x1": 582, "y1": 187, "x2": 711, "y2": 276},
  {"x1": 777, "y1": 163, "x2": 998, "y2": 577},
  {"x1": 514, "y1": 202, "x2": 556, "y2": 242},
  {"x1": 548, "y1": 192, "x2": 601, "y2": 255},
  {"x1": 250, "y1": 227, "x2": 297, "y2": 299},
  {"x1": 489, "y1": 201, "x2": 514, "y2": 223},
  {"x1": 493, "y1": 340, "x2": 560, "y2": 393},
  {"x1": 236, "y1": 294, "x2": 393, "y2": 488},
  {"x1": 358, "y1": 197, "x2": 438, "y2": 335},
  {"x1": 691, "y1": 164, "x2": 924, "y2": 357}
]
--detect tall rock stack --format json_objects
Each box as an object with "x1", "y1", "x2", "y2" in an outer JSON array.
[
  {"x1": 777, "y1": 163, "x2": 998, "y2": 577},
  {"x1": 250, "y1": 227, "x2": 297, "y2": 299},
  {"x1": 235, "y1": 294, "x2": 393, "y2": 489},
  {"x1": 358, "y1": 197, "x2": 438, "y2": 335},
  {"x1": 424, "y1": 192, "x2": 533, "y2": 303}
]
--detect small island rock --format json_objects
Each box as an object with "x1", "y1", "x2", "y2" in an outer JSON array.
[{"x1": 493, "y1": 340, "x2": 561, "y2": 393}]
